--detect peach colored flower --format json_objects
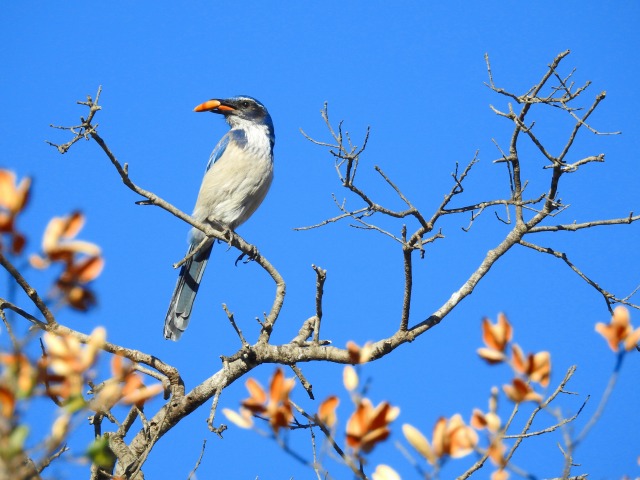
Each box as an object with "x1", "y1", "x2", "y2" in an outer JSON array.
[
  {"x1": 471, "y1": 386, "x2": 503, "y2": 435},
  {"x1": 222, "y1": 407, "x2": 254, "y2": 429},
  {"x1": 40, "y1": 327, "x2": 105, "y2": 405},
  {"x1": 107, "y1": 355, "x2": 163, "y2": 408},
  {"x1": 371, "y1": 464, "x2": 401, "y2": 480},
  {"x1": 595, "y1": 306, "x2": 640, "y2": 352},
  {"x1": 488, "y1": 437, "x2": 509, "y2": 480},
  {"x1": 0, "y1": 170, "x2": 31, "y2": 254},
  {"x1": 317, "y1": 395, "x2": 339, "y2": 428},
  {"x1": 478, "y1": 314, "x2": 512, "y2": 364},
  {"x1": 346, "y1": 398, "x2": 400, "y2": 454},
  {"x1": 0, "y1": 385, "x2": 16, "y2": 417},
  {"x1": 0, "y1": 353, "x2": 37, "y2": 397},
  {"x1": 55, "y1": 255, "x2": 104, "y2": 311},
  {"x1": 432, "y1": 414, "x2": 478, "y2": 459},
  {"x1": 50, "y1": 413, "x2": 71, "y2": 445},
  {"x1": 0, "y1": 170, "x2": 30, "y2": 214},
  {"x1": 30, "y1": 212, "x2": 104, "y2": 311},
  {"x1": 487, "y1": 437, "x2": 508, "y2": 469},
  {"x1": 511, "y1": 344, "x2": 551, "y2": 387},
  {"x1": 502, "y1": 378, "x2": 542, "y2": 404},
  {"x1": 120, "y1": 383, "x2": 164, "y2": 406},
  {"x1": 491, "y1": 468, "x2": 509, "y2": 480},
  {"x1": 346, "y1": 341, "x2": 374, "y2": 364},
  {"x1": 343, "y1": 365, "x2": 359, "y2": 392},
  {"x1": 241, "y1": 368, "x2": 295, "y2": 434},
  {"x1": 30, "y1": 212, "x2": 100, "y2": 267},
  {"x1": 404, "y1": 414, "x2": 478, "y2": 465},
  {"x1": 43, "y1": 328, "x2": 105, "y2": 377},
  {"x1": 471, "y1": 408, "x2": 501, "y2": 433},
  {"x1": 402, "y1": 423, "x2": 437, "y2": 465}
]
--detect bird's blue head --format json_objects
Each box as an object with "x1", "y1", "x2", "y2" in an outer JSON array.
[{"x1": 194, "y1": 95, "x2": 274, "y2": 139}]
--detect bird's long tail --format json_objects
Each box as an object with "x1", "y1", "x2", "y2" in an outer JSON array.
[{"x1": 164, "y1": 243, "x2": 213, "y2": 341}]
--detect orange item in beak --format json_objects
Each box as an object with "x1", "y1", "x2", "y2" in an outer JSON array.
[{"x1": 193, "y1": 99, "x2": 222, "y2": 112}]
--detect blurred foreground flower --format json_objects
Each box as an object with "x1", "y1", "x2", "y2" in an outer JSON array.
[
  {"x1": 511, "y1": 345, "x2": 551, "y2": 387},
  {"x1": 346, "y1": 398, "x2": 399, "y2": 454},
  {"x1": 93, "y1": 356, "x2": 163, "y2": 411},
  {"x1": 595, "y1": 306, "x2": 640, "y2": 352},
  {"x1": 30, "y1": 211, "x2": 104, "y2": 311},
  {"x1": 0, "y1": 353, "x2": 38, "y2": 420},
  {"x1": 477, "y1": 314, "x2": 512, "y2": 363},
  {"x1": 470, "y1": 387, "x2": 501, "y2": 434},
  {"x1": 346, "y1": 340, "x2": 374, "y2": 364},
  {"x1": 222, "y1": 407, "x2": 255, "y2": 429},
  {"x1": 0, "y1": 169, "x2": 31, "y2": 254},
  {"x1": 317, "y1": 395, "x2": 339, "y2": 428},
  {"x1": 0, "y1": 385, "x2": 16, "y2": 418},
  {"x1": 502, "y1": 378, "x2": 542, "y2": 404},
  {"x1": 478, "y1": 314, "x2": 552, "y2": 404},
  {"x1": 343, "y1": 365, "x2": 359, "y2": 392},
  {"x1": 40, "y1": 327, "x2": 105, "y2": 409},
  {"x1": 371, "y1": 464, "x2": 401, "y2": 480},
  {"x1": 487, "y1": 438, "x2": 509, "y2": 480},
  {"x1": 471, "y1": 408, "x2": 501, "y2": 433},
  {"x1": 225, "y1": 368, "x2": 296, "y2": 434},
  {"x1": 403, "y1": 414, "x2": 478, "y2": 465},
  {"x1": 0, "y1": 353, "x2": 37, "y2": 400}
]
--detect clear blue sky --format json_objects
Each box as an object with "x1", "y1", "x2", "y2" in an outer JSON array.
[{"x1": 2, "y1": 2, "x2": 639, "y2": 479}]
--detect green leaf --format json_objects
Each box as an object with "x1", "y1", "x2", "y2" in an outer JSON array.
[
  {"x1": 86, "y1": 435, "x2": 116, "y2": 469},
  {"x1": 64, "y1": 394, "x2": 87, "y2": 413},
  {"x1": 3, "y1": 425, "x2": 30, "y2": 457}
]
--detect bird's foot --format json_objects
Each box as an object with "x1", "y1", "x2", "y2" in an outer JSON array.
[{"x1": 234, "y1": 245, "x2": 259, "y2": 266}]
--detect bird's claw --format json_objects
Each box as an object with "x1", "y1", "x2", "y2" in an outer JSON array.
[{"x1": 234, "y1": 246, "x2": 259, "y2": 266}]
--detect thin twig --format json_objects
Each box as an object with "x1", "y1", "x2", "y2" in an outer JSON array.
[
  {"x1": 519, "y1": 240, "x2": 639, "y2": 311},
  {"x1": 290, "y1": 401, "x2": 366, "y2": 480},
  {"x1": 36, "y1": 444, "x2": 69, "y2": 474},
  {"x1": 186, "y1": 439, "x2": 207, "y2": 480},
  {"x1": 574, "y1": 351, "x2": 625, "y2": 446},
  {"x1": 0, "y1": 307, "x2": 20, "y2": 351},
  {"x1": 207, "y1": 389, "x2": 226, "y2": 436},
  {"x1": 290, "y1": 364, "x2": 314, "y2": 400},
  {"x1": 400, "y1": 225, "x2": 412, "y2": 331},
  {"x1": 222, "y1": 304, "x2": 249, "y2": 347},
  {"x1": 504, "y1": 366, "x2": 577, "y2": 465},
  {"x1": 312, "y1": 265, "x2": 327, "y2": 344}
]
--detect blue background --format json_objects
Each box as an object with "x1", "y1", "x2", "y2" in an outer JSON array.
[{"x1": 2, "y1": 2, "x2": 639, "y2": 479}]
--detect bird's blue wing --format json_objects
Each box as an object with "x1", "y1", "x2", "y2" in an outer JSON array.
[
  {"x1": 205, "y1": 133, "x2": 230, "y2": 172},
  {"x1": 205, "y1": 130, "x2": 248, "y2": 172}
]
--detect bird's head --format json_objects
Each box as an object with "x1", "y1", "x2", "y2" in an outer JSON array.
[{"x1": 193, "y1": 96, "x2": 273, "y2": 132}]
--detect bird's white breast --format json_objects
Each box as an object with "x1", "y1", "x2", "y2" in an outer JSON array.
[{"x1": 191, "y1": 123, "x2": 274, "y2": 242}]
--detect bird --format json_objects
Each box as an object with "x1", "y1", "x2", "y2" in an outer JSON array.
[{"x1": 164, "y1": 96, "x2": 275, "y2": 341}]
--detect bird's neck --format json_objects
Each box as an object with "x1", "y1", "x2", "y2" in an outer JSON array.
[
  {"x1": 229, "y1": 117, "x2": 274, "y2": 145},
  {"x1": 232, "y1": 120, "x2": 274, "y2": 151}
]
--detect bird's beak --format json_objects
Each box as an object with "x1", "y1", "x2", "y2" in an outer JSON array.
[{"x1": 193, "y1": 99, "x2": 235, "y2": 113}]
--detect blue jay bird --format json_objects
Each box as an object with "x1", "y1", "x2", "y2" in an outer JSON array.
[{"x1": 164, "y1": 96, "x2": 275, "y2": 341}]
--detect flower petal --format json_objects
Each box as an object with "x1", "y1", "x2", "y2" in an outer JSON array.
[
  {"x1": 318, "y1": 395, "x2": 339, "y2": 427},
  {"x1": 245, "y1": 377, "x2": 267, "y2": 404},
  {"x1": 477, "y1": 347, "x2": 506, "y2": 364},
  {"x1": 61, "y1": 211, "x2": 85, "y2": 239},
  {"x1": 223, "y1": 408, "x2": 254, "y2": 429},
  {"x1": 371, "y1": 465, "x2": 401, "y2": 480},
  {"x1": 402, "y1": 423, "x2": 435, "y2": 464},
  {"x1": 343, "y1": 365, "x2": 359, "y2": 391}
]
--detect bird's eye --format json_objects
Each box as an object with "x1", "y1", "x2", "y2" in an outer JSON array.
[{"x1": 242, "y1": 101, "x2": 250, "y2": 108}]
